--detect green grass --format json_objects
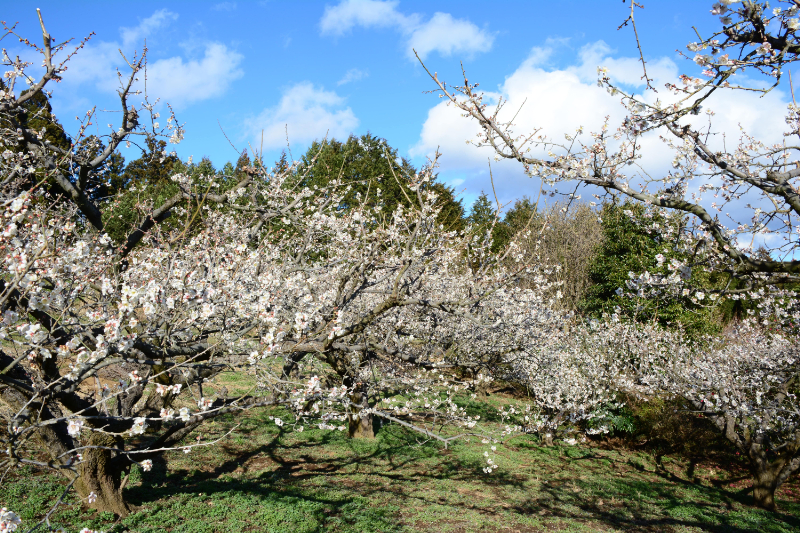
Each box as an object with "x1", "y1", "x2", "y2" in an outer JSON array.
[{"x1": 4, "y1": 401, "x2": 800, "y2": 532}]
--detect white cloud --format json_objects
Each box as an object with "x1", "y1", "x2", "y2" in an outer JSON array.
[
  {"x1": 142, "y1": 43, "x2": 244, "y2": 109},
  {"x1": 571, "y1": 41, "x2": 677, "y2": 88},
  {"x1": 60, "y1": 42, "x2": 243, "y2": 111},
  {"x1": 213, "y1": 2, "x2": 238, "y2": 11},
  {"x1": 407, "y1": 12, "x2": 493, "y2": 60},
  {"x1": 248, "y1": 82, "x2": 359, "y2": 150},
  {"x1": 41, "y1": 10, "x2": 244, "y2": 111},
  {"x1": 320, "y1": 0, "x2": 493, "y2": 60},
  {"x1": 337, "y1": 68, "x2": 368, "y2": 85},
  {"x1": 411, "y1": 40, "x2": 791, "y2": 210},
  {"x1": 320, "y1": 0, "x2": 416, "y2": 36},
  {"x1": 120, "y1": 9, "x2": 179, "y2": 50}
]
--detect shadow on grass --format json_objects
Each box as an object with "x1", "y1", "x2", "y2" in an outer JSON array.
[
  {"x1": 123, "y1": 423, "x2": 534, "y2": 532},
  {"x1": 512, "y1": 450, "x2": 800, "y2": 533},
  {"x1": 122, "y1": 423, "x2": 800, "y2": 533}
]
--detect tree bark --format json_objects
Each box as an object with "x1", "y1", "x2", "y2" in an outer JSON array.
[
  {"x1": 751, "y1": 469, "x2": 778, "y2": 512},
  {"x1": 747, "y1": 442, "x2": 788, "y2": 512},
  {"x1": 348, "y1": 389, "x2": 374, "y2": 439},
  {"x1": 74, "y1": 432, "x2": 132, "y2": 517},
  {"x1": 0, "y1": 386, "x2": 76, "y2": 473}
]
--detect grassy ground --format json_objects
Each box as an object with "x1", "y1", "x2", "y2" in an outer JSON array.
[{"x1": 4, "y1": 373, "x2": 800, "y2": 532}]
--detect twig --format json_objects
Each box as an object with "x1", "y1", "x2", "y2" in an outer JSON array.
[{"x1": 618, "y1": 1, "x2": 656, "y2": 91}]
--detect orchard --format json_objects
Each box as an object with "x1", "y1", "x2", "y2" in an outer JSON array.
[{"x1": 2, "y1": 2, "x2": 800, "y2": 531}]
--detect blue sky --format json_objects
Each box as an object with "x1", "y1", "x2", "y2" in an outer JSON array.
[{"x1": 2, "y1": 1, "x2": 787, "y2": 209}]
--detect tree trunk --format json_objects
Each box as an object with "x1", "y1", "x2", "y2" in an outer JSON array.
[
  {"x1": 747, "y1": 444, "x2": 786, "y2": 512},
  {"x1": 74, "y1": 432, "x2": 132, "y2": 517},
  {"x1": 751, "y1": 469, "x2": 778, "y2": 512},
  {"x1": 348, "y1": 389, "x2": 374, "y2": 439}
]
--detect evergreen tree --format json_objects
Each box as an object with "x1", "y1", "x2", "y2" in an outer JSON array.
[
  {"x1": 431, "y1": 181, "x2": 465, "y2": 232},
  {"x1": 503, "y1": 196, "x2": 538, "y2": 233},
  {"x1": 467, "y1": 192, "x2": 508, "y2": 253},
  {"x1": 274, "y1": 150, "x2": 289, "y2": 174},
  {"x1": 580, "y1": 201, "x2": 723, "y2": 336},
  {"x1": 235, "y1": 149, "x2": 253, "y2": 181},
  {"x1": 102, "y1": 137, "x2": 181, "y2": 243},
  {"x1": 0, "y1": 81, "x2": 72, "y2": 194},
  {"x1": 72, "y1": 135, "x2": 126, "y2": 202},
  {"x1": 12, "y1": 84, "x2": 72, "y2": 152},
  {"x1": 296, "y1": 133, "x2": 464, "y2": 229},
  {"x1": 120, "y1": 137, "x2": 180, "y2": 188}
]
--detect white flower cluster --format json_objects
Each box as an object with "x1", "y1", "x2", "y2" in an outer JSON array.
[{"x1": 0, "y1": 508, "x2": 21, "y2": 532}]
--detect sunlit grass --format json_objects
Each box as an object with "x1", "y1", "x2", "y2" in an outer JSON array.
[{"x1": 4, "y1": 387, "x2": 800, "y2": 532}]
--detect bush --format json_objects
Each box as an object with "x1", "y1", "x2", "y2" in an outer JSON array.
[
  {"x1": 502, "y1": 199, "x2": 603, "y2": 312},
  {"x1": 623, "y1": 396, "x2": 726, "y2": 461},
  {"x1": 580, "y1": 201, "x2": 725, "y2": 337}
]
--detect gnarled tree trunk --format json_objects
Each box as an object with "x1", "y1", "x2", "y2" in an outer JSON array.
[
  {"x1": 751, "y1": 469, "x2": 779, "y2": 512},
  {"x1": 745, "y1": 435, "x2": 800, "y2": 512},
  {"x1": 348, "y1": 387, "x2": 374, "y2": 439},
  {"x1": 74, "y1": 432, "x2": 132, "y2": 517}
]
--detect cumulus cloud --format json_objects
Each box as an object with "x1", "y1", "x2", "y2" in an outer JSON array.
[
  {"x1": 407, "y1": 12, "x2": 494, "y2": 60},
  {"x1": 248, "y1": 82, "x2": 359, "y2": 150},
  {"x1": 411, "y1": 40, "x2": 791, "y2": 210},
  {"x1": 337, "y1": 68, "x2": 368, "y2": 85},
  {"x1": 320, "y1": 0, "x2": 416, "y2": 35},
  {"x1": 43, "y1": 9, "x2": 244, "y2": 111},
  {"x1": 320, "y1": 0, "x2": 493, "y2": 60},
  {"x1": 67, "y1": 43, "x2": 243, "y2": 110},
  {"x1": 120, "y1": 9, "x2": 179, "y2": 50},
  {"x1": 142, "y1": 43, "x2": 244, "y2": 108}
]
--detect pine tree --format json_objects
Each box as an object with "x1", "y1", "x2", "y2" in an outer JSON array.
[
  {"x1": 296, "y1": 133, "x2": 464, "y2": 228},
  {"x1": 468, "y1": 192, "x2": 508, "y2": 253},
  {"x1": 102, "y1": 137, "x2": 181, "y2": 243}
]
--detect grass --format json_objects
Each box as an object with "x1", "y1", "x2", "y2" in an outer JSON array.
[{"x1": 4, "y1": 396, "x2": 800, "y2": 532}]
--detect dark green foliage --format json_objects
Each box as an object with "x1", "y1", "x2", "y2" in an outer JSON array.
[
  {"x1": 587, "y1": 404, "x2": 638, "y2": 437},
  {"x1": 0, "y1": 82, "x2": 72, "y2": 194},
  {"x1": 97, "y1": 149, "x2": 126, "y2": 200},
  {"x1": 118, "y1": 137, "x2": 181, "y2": 189},
  {"x1": 502, "y1": 196, "x2": 538, "y2": 233},
  {"x1": 72, "y1": 135, "x2": 126, "y2": 202},
  {"x1": 0, "y1": 83, "x2": 134, "y2": 214},
  {"x1": 493, "y1": 195, "x2": 540, "y2": 259},
  {"x1": 296, "y1": 133, "x2": 464, "y2": 230},
  {"x1": 467, "y1": 192, "x2": 494, "y2": 227},
  {"x1": 234, "y1": 149, "x2": 254, "y2": 180},
  {"x1": 579, "y1": 201, "x2": 723, "y2": 336},
  {"x1": 467, "y1": 192, "x2": 509, "y2": 253},
  {"x1": 273, "y1": 149, "x2": 289, "y2": 175},
  {"x1": 431, "y1": 181, "x2": 465, "y2": 232},
  {"x1": 298, "y1": 133, "x2": 414, "y2": 218},
  {"x1": 13, "y1": 84, "x2": 72, "y2": 153},
  {"x1": 102, "y1": 137, "x2": 182, "y2": 244}
]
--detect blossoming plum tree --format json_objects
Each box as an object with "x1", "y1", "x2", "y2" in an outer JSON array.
[
  {"x1": 0, "y1": 10, "x2": 572, "y2": 525},
  {"x1": 422, "y1": 0, "x2": 800, "y2": 510}
]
